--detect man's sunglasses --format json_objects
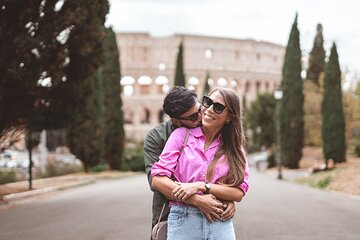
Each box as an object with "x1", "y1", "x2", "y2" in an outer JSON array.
[
  {"x1": 202, "y1": 96, "x2": 228, "y2": 114},
  {"x1": 177, "y1": 106, "x2": 201, "y2": 122}
]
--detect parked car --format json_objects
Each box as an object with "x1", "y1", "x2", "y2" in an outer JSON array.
[{"x1": 0, "y1": 149, "x2": 38, "y2": 169}]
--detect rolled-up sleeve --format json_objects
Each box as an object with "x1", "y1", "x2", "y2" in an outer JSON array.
[
  {"x1": 238, "y1": 159, "x2": 250, "y2": 194},
  {"x1": 151, "y1": 128, "x2": 187, "y2": 178}
]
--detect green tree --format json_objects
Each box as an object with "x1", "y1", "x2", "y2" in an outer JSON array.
[
  {"x1": 67, "y1": 69, "x2": 105, "y2": 172},
  {"x1": 246, "y1": 93, "x2": 276, "y2": 149},
  {"x1": 0, "y1": 0, "x2": 109, "y2": 136},
  {"x1": 101, "y1": 27, "x2": 125, "y2": 170},
  {"x1": 303, "y1": 80, "x2": 323, "y2": 146},
  {"x1": 321, "y1": 43, "x2": 346, "y2": 163},
  {"x1": 174, "y1": 42, "x2": 186, "y2": 87},
  {"x1": 306, "y1": 24, "x2": 326, "y2": 85},
  {"x1": 280, "y1": 14, "x2": 304, "y2": 169},
  {"x1": 202, "y1": 71, "x2": 211, "y2": 96},
  {"x1": 0, "y1": 0, "x2": 70, "y2": 136}
]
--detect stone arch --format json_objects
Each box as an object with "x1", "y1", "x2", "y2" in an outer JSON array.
[
  {"x1": 245, "y1": 81, "x2": 251, "y2": 93},
  {"x1": 120, "y1": 76, "x2": 135, "y2": 96},
  {"x1": 123, "y1": 106, "x2": 134, "y2": 124},
  {"x1": 217, "y1": 77, "x2": 227, "y2": 87},
  {"x1": 255, "y1": 81, "x2": 261, "y2": 93},
  {"x1": 138, "y1": 75, "x2": 152, "y2": 94},
  {"x1": 188, "y1": 76, "x2": 200, "y2": 92},
  {"x1": 140, "y1": 107, "x2": 151, "y2": 124},
  {"x1": 155, "y1": 75, "x2": 169, "y2": 94}
]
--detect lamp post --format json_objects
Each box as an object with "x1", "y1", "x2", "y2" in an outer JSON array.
[{"x1": 274, "y1": 86, "x2": 283, "y2": 180}]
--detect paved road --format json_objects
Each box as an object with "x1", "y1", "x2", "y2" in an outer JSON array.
[{"x1": 0, "y1": 171, "x2": 359, "y2": 240}]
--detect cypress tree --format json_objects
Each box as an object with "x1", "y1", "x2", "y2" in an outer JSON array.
[
  {"x1": 64, "y1": 0, "x2": 110, "y2": 171},
  {"x1": 280, "y1": 14, "x2": 304, "y2": 169},
  {"x1": 174, "y1": 42, "x2": 186, "y2": 87},
  {"x1": 202, "y1": 71, "x2": 211, "y2": 96},
  {"x1": 306, "y1": 24, "x2": 325, "y2": 85},
  {"x1": 101, "y1": 27, "x2": 125, "y2": 170},
  {"x1": 321, "y1": 43, "x2": 346, "y2": 163},
  {"x1": 67, "y1": 69, "x2": 105, "y2": 172}
]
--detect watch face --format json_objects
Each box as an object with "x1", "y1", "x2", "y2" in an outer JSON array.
[{"x1": 205, "y1": 183, "x2": 211, "y2": 189}]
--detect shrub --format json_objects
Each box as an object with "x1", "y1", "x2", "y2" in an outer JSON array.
[
  {"x1": 121, "y1": 144, "x2": 145, "y2": 172},
  {"x1": 90, "y1": 164, "x2": 108, "y2": 172},
  {"x1": 355, "y1": 143, "x2": 360, "y2": 157},
  {"x1": 40, "y1": 158, "x2": 83, "y2": 178},
  {"x1": 0, "y1": 171, "x2": 17, "y2": 184}
]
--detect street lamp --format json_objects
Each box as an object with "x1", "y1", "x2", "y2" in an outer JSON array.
[{"x1": 274, "y1": 86, "x2": 283, "y2": 180}]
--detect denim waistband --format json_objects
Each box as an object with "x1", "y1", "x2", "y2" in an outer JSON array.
[{"x1": 170, "y1": 205, "x2": 202, "y2": 215}]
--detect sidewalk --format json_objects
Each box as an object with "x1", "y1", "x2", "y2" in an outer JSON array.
[{"x1": 0, "y1": 171, "x2": 139, "y2": 204}]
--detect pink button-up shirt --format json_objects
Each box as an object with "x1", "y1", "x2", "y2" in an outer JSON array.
[{"x1": 151, "y1": 127, "x2": 250, "y2": 198}]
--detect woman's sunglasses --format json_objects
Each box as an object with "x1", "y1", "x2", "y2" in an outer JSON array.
[
  {"x1": 177, "y1": 106, "x2": 201, "y2": 122},
  {"x1": 202, "y1": 96, "x2": 228, "y2": 114}
]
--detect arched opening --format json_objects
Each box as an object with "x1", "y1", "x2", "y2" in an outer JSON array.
[
  {"x1": 155, "y1": 75, "x2": 169, "y2": 94},
  {"x1": 123, "y1": 107, "x2": 134, "y2": 124},
  {"x1": 141, "y1": 107, "x2": 151, "y2": 124},
  {"x1": 256, "y1": 81, "x2": 261, "y2": 93},
  {"x1": 217, "y1": 78, "x2": 228, "y2": 87},
  {"x1": 188, "y1": 76, "x2": 200, "y2": 92},
  {"x1": 120, "y1": 76, "x2": 135, "y2": 96},
  {"x1": 138, "y1": 75, "x2": 152, "y2": 94}
]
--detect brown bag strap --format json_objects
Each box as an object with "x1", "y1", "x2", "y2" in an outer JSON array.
[{"x1": 155, "y1": 128, "x2": 190, "y2": 227}]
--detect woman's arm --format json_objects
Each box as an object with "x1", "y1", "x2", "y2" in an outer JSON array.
[
  {"x1": 152, "y1": 176, "x2": 227, "y2": 221},
  {"x1": 173, "y1": 182, "x2": 244, "y2": 202},
  {"x1": 202, "y1": 183, "x2": 244, "y2": 202},
  {"x1": 173, "y1": 155, "x2": 250, "y2": 202}
]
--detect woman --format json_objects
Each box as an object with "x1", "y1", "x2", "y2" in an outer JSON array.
[{"x1": 151, "y1": 88, "x2": 249, "y2": 240}]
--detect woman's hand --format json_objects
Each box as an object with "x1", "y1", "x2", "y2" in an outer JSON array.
[{"x1": 172, "y1": 181, "x2": 203, "y2": 201}]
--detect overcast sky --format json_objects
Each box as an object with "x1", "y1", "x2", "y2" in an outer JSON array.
[{"x1": 106, "y1": 0, "x2": 359, "y2": 84}]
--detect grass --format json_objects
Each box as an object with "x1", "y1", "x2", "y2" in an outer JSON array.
[
  {"x1": 315, "y1": 176, "x2": 332, "y2": 189},
  {"x1": 295, "y1": 163, "x2": 360, "y2": 195}
]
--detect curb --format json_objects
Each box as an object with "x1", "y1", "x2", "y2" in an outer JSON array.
[
  {"x1": 1, "y1": 171, "x2": 141, "y2": 204},
  {"x1": 2, "y1": 179, "x2": 95, "y2": 203}
]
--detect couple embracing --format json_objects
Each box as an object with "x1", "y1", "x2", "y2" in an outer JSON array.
[{"x1": 144, "y1": 86, "x2": 249, "y2": 240}]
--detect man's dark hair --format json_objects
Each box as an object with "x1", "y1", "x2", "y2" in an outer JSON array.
[{"x1": 163, "y1": 86, "x2": 197, "y2": 118}]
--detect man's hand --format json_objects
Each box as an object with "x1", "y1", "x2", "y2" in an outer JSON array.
[
  {"x1": 220, "y1": 201, "x2": 236, "y2": 221},
  {"x1": 190, "y1": 194, "x2": 225, "y2": 222}
]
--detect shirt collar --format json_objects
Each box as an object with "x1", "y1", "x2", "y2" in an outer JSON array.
[{"x1": 191, "y1": 127, "x2": 222, "y2": 146}]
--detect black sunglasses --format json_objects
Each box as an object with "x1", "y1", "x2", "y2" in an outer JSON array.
[
  {"x1": 177, "y1": 106, "x2": 201, "y2": 122},
  {"x1": 202, "y1": 96, "x2": 228, "y2": 114}
]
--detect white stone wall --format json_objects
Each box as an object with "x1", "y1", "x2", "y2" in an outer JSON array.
[{"x1": 116, "y1": 33, "x2": 285, "y2": 141}]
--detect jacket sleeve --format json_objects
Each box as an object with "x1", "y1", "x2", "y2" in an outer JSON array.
[{"x1": 144, "y1": 129, "x2": 165, "y2": 190}]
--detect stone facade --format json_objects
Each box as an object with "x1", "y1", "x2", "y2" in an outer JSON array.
[{"x1": 116, "y1": 33, "x2": 285, "y2": 141}]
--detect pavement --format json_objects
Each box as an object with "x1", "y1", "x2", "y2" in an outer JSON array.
[
  {"x1": 0, "y1": 171, "x2": 140, "y2": 204},
  {"x1": 0, "y1": 167, "x2": 311, "y2": 205}
]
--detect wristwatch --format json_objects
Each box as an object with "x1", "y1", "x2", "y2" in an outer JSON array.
[{"x1": 204, "y1": 182, "x2": 211, "y2": 194}]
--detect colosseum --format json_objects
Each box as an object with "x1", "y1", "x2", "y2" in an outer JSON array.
[{"x1": 116, "y1": 33, "x2": 285, "y2": 141}]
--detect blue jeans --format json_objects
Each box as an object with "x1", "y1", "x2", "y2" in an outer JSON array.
[{"x1": 167, "y1": 205, "x2": 236, "y2": 240}]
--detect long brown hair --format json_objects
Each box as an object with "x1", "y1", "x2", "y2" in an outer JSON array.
[{"x1": 206, "y1": 88, "x2": 247, "y2": 186}]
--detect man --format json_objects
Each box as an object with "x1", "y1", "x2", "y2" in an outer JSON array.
[{"x1": 144, "y1": 86, "x2": 235, "y2": 228}]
